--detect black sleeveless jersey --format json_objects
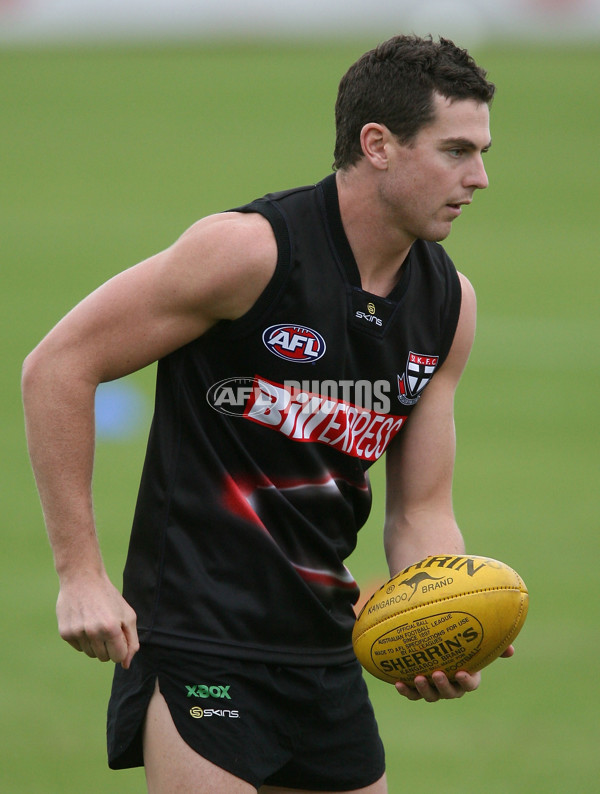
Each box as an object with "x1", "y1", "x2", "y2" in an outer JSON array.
[{"x1": 122, "y1": 174, "x2": 462, "y2": 665}]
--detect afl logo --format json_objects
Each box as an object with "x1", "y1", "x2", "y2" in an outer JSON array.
[
  {"x1": 206, "y1": 376, "x2": 255, "y2": 416},
  {"x1": 262, "y1": 324, "x2": 326, "y2": 363}
]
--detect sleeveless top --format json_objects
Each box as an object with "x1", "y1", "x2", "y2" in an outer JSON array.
[{"x1": 122, "y1": 173, "x2": 462, "y2": 665}]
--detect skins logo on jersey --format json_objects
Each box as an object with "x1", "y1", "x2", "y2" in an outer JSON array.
[
  {"x1": 355, "y1": 301, "x2": 383, "y2": 327},
  {"x1": 262, "y1": 324, "x2": 326, "y2": 362},
  {"x1": 397, "y1": 352, "x2": 439, "y2": 406}
]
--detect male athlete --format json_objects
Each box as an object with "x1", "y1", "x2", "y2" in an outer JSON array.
[{"x1": 23, "y1": 34, "x2": 512, "y2": 793}]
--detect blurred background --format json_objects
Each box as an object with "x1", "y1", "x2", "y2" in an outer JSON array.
[{"x1": 2, "y1": 1, "x2": 599, "y2": 791}]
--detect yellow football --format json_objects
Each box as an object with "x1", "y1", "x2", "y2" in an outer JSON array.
[{"x1": 352, "y1": 554, "x2": 528, "y2": 685}]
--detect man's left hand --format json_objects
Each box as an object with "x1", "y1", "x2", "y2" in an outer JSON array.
[{"x1": 395, "y1": 645, "x2": 514, "y2": 702}]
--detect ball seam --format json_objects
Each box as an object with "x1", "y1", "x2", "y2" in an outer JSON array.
[{"x1": 353, "y1": 586, "x2": 524, "y2": 641}]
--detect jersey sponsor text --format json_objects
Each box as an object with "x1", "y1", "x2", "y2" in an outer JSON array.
[{"x1": 244, "y1": 377, "x2": 405, "y2": 462}]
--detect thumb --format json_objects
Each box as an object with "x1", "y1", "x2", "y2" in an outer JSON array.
[{"x1": 119, "y1": 618, "x2": 140, "y2": 670}]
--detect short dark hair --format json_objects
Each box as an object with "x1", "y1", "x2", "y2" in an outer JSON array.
[{"x1": 333, "y1": 34, "x2": 495, "y2": 170}]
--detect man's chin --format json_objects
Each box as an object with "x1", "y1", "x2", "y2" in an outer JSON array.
[{"x1": 422, "y1": 223, "x2": 453, "y2": 243}]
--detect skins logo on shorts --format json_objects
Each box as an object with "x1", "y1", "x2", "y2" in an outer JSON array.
[
  {"x1": 397, "y1": 352, "x2": 439, "y2": 406},
  {"x1": 262, "y1": 324, "x2": 326, "y2": 363},
  {"x1": 189, "y1": 707, "x2": 240, "y2": 719}
]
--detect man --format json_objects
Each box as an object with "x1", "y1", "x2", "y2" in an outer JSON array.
[{"x1": 22, "y1": 34, "x2": 511, "y2": 793}]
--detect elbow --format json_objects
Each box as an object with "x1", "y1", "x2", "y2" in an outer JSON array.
[
  {"x1": 22, "y1": 346, "x2": 44, "y2": 404},
  {"x1": 22, "y1": 341, "x2": 66, "y2": 408},
  {"x1": 22, "y1": 341, "x2": 100, "y2": 417},
  {"x1": 22, "y1": 345, "x2": 59, "y2": 426}
]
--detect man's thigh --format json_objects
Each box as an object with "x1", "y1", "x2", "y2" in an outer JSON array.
[
  {"x1": 142, "y1": 682, "x2": 388, "y2": 794},
  {"x1": 259, "y1": 776, "x2": 388, "y2": 794},
  {"x1": 143, "y1": 681, "x2": 254, "y2": 794},
  {"x1": 127, "y1": 646, "x2": 385, "y2": 791}
]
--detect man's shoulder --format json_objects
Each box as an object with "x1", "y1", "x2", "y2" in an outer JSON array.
[
  {"x1": 165, "y1": 211, "x2": 279, "y2": 323},
  {"x1": 181, "y1": 211, "x2": 277, "y2": 266},
  {"x1": 234, "y1": 181, "x2": 320, "y2": 209}
]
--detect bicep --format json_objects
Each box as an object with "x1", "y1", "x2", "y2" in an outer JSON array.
[{"x1": 385, "y1": 366, "x2": 457, "y2": 524}]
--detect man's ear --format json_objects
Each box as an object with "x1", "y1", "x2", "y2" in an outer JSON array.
[{"x1": 360, "y1": 123, "x2": 392, "y2": 170}]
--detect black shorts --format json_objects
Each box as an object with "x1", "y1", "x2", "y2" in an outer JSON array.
[{"x1": 107, "y1": 644, "x2": 385, "y2": 791}]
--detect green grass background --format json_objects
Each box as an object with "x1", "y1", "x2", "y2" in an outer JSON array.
[{"x1": 2, "y1": 40, "x2": 598, "y2": 792}]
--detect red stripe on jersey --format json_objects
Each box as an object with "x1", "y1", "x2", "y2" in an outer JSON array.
[{"x1": 244, "y1": 377, "x2": 405, "y2": 462}]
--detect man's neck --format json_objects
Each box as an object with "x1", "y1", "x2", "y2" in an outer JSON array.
[{"x1": 335, "y1": 169, "x2": 414, "y2": 297}]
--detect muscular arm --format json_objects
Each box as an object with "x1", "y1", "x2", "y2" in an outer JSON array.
[
  {"x1": 384, "y1": 273, "x2": 476, "y2": 575},
  {"x1": 384, "y1": 273, "x2": 482, "y2": 699},
  {"x1": 22, "y1": 212, "x2": 277, "y2": 667}
]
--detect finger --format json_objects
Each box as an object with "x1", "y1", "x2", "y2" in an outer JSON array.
[
  {"x1": 500, "y1": 644, "x2": 515, "y2": 659},
  {"x1": 100, "y1": 609, "x2": 140, "y2": 668},
  {"x1": 395, "y1": 681, "x2": 423, "y2": 701},
  {"x1": 68, "y1": 621, "x2": 127, "y2": 664},
  {"x1": 453, "y1": 670, "x2": 481, "y2": 693},
  {"x1": 120, "y1": 620, "x2": 140, "y2": 670},
  {"x1": 63, "y1": 636, "x2": 85, "y2": 654},
  {"x1": 59, "y1": 625, "x2": 96, "y2": 657},
  {"x1": 78, "y1": 636, "x2": 99, "y2": 659},
  {"x1": 431, "y1": 671, "x2": 460, "y2": 697},
  {"x1": 101, "y1": 627, "x2": 131, "y2": 665},
  {"x1": 91, "y1": 639, "x2": 111, "y2": 663},
  {"x1": 77, "y1": 631, "x2": 110, "y2": 662},
  {"x1": 58, "y1": 623, "x2": 88, "y2": 654},
  {"x1": 413, "y1": 675, "x2": 442, "y2": 702}
]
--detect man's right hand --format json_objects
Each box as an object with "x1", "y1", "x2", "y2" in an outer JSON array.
[{"x1": 56, "y1": 573, "x2": 139, "y2": 669}]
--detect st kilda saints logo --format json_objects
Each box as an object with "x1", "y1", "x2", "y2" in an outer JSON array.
[
  {"x1": 397, "y1": 352, "x2": 439, "y2": 406},
  {"x1": 262, "y1": 324, "x2": 326, "y2": 363}
]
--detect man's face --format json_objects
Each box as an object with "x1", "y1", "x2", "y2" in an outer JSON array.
[{"x1": 380, "y1": 93, "x2": 492, "y2": 243}]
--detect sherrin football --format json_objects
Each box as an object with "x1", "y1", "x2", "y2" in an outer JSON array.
[{"x1": 352, "y1": 555, "x2": 528, "y2": 685}]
